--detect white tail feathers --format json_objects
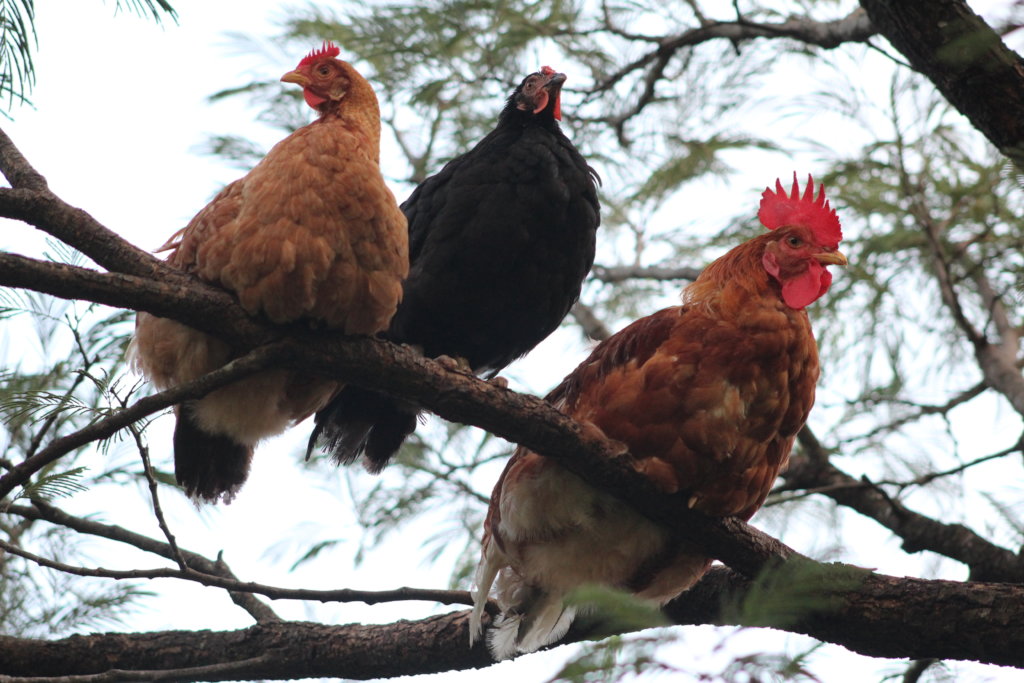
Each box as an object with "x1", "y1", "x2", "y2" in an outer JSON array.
[
  {"x1": 488, "y1": 599, "x2": 576, "y2": 660},
  {"x1": 471, "y1": 538, "x2": 577, "y2": 659},
  {"x1": 470, "y1": 561, "x2": 577, "y2": 659}
]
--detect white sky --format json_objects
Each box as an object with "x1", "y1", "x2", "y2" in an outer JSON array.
[{"x1": 3, "y1": 1, "x2": 1023, "y2": 682}]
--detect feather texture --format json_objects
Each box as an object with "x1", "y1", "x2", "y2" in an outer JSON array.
[
  {"x1": 310, "y1": 67, "x2": 600, "y2": 471},
  {"x1": 131, "y1": 45, "x2": 407, "y2": 502},
  {"x1": 471, "y1": 180, "x2": 846, "y2": 658}
]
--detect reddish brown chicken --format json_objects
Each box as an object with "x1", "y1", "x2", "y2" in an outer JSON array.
[
  {"x1": 130, "y1": 43, "x2": 408, "y2": 503},
  {"x1": 470, "y1": 174, "x2": 846, "y2": 659}
]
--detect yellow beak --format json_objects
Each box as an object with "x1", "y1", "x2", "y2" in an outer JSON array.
[
  {"x1": 815, "y1": 249, "x2": 848, "y2": 266},
  {"x1": 281, "y1": 70, "x2": 309, "y2": 87}
]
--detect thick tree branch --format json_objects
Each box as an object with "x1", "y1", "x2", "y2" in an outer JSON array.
[
  {"x1": 666, "y1": 567, "x2": 1024, "y2": 668},
  {"x1": 0, "y1": 251, "x2": 272, "y2": 345},
  {"x1": 1, "y1": 567, "x2": 1021, "y2": 678},
  {"x1": 285, "y1": 336, "x2": 801, "y2": 578},
  {"x1": 0, "y1": 127, "x2": 47, "y2": 192},
  {"x1": 859, "y1": 0, "x2": 1024, "y2": 168},
  {"x1": 0, "y1": 186, "x2": 167, "y2": 280}
]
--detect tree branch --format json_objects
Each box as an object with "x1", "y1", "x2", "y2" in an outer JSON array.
[
  {"x1": 0, "y1": 252, "x2": 270, "y2": 346},
  {"x1": 569, "y1": 301, "x2": 613, "y2": 342},
  {"x1": 0, "y1": 127, "x2": 47, "y2": 192},
  {"x1": 919, "y1": 201, "x2": 1024, "y2": 418},
  {"x1": 7, "y1": 502, "x2": 475, "y2": 611},
  {"x1": 0, "y1": 187, "x2": 165, "y2": 280},
  {"x1": 0, "y1": 169, "x2": 793, "y2": 582},
  {"x1": 859, "y1": 0, "x2": 1024, "y2": 168},
  {"x1": 587, "y1": 8, "x2": 874, "y2": 98},
  {"x1": 1, "y1": 567, "x2": 1022, "y2": 678},
  {"x1": 3, "y1": 86, "x2": 1022, "y2": 676},
  {"x1": 0, "y1": 345, "x2": 286, "y2": 502},
  {"x1": 780, "y1": 429, "x2": 1024, "y2": 583}
]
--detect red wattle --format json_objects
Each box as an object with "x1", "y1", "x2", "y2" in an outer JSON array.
[
  {"x1": 780, "y1": 261, "x2": 832, "y2": 309},
  {"x1": 304, "y1": 89, "x2": 327, "y2": 109}
]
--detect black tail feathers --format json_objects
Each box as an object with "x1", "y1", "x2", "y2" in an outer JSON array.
[
  {"x1": 173, "y1": 402, "x2": 253, "y2": 504},
  {"x1": 307, "y1": 386, "x2": 418, "y2": 472}
]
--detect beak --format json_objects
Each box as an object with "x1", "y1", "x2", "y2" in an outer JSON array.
[
  {"x1": 815, "y1": 249, "x2": 848, "y2": 266},
  {"x1": 281, "y1": 70, "x2": 310, "y2": 87},
  {"x1": 544, "y1": 72, "x2": 567, "y2": 89}
]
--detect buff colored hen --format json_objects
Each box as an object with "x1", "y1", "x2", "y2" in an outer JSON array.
[{"x1": 131, "y1": 43, "x2": 408, "y2": 503}]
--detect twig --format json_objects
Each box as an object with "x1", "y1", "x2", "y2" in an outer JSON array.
[
  {"x1": 920, "y1": 198, "x2": 1024, "y2": 416},
  {"x1": 902, "y1": 658, "x2": 940, "y2": 683},
  {"x1": 0, "y1": 538, "x2": 182, "y2": 580},
  {"x1": 407, "y1": 459, "x2": 490, "y2": 505},
  {"x1": 882, "y1": 437, "x2": 1023, "y2": 492},
  {"x1": 586, "y1": 9, "x2": 874, "y2": 98},
  {"x1": 0, "y1": 533, "x2": 476, "y2": 608},
  {"x1": 126, "y1": 422, "x2": 187, "y2": 572},
  {"x1": 7, "y1": 501, "x2": 475, "y2": 608},
  {"x1": 845, "y1": 381, "x2": 987, "y2": 444},
  {"x1": 0, "y1": 345, "x2": 287, "y2": 503},
  {"x1": 921, "y1": 203, "x2": 984, "y2": 345},
  {"x1": 22, "y1": 352, "x2": 98, "y2": 460}
]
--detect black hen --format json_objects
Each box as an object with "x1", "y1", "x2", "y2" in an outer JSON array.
[{"x1": 308, "y1": 66, "x2": 601, "y2": 471}]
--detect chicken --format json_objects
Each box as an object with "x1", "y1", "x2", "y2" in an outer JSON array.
[
  {"x1": 308, "y1": 66, "x2": 600, "y2": 472},
  {"x1": 130, "y1": 42, "x2": 408, "y2": 503},
  {"x1": 469, "y1": 174, "x2": 846, "y2": 659}
]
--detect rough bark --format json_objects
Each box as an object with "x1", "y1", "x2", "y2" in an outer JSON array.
[
  {"x1": 1, "y1": 568, "x2": 1021, "y2": 679},
  {"x1": 859, "y1": 0, "x2": 1024, "y2": 167}
]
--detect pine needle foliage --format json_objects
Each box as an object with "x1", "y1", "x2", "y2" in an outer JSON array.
[{"x1": 0, "y1": 294, "x2": 146, "y2": 637}]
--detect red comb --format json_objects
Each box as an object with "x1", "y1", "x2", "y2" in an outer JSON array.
[
  {"x1": 540, "y1": 65, "x2": 557, "y2": 76},
  {"x1": 298, "y1": 41, "x2": 341, "y2": 68},
  {"x1": 758, "y1": 173, "x2": 842, "y2": 247}
]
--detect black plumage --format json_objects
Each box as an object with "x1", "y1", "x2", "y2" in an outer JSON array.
[{"x1": 309, "y1": 66, "x2": 601, "y2": 471}]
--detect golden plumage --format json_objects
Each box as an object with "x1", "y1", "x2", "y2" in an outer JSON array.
[{"x1": 131, "y1": 43, "x2": 407, "y2": 502}]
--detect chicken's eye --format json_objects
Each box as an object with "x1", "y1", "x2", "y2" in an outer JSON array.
[
  {"x1": 786, "y1": 236, "x2": 804, "y2": 248},
  {"x1": 317, "y1": 65, "x2": 332, "y2": 76}
]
